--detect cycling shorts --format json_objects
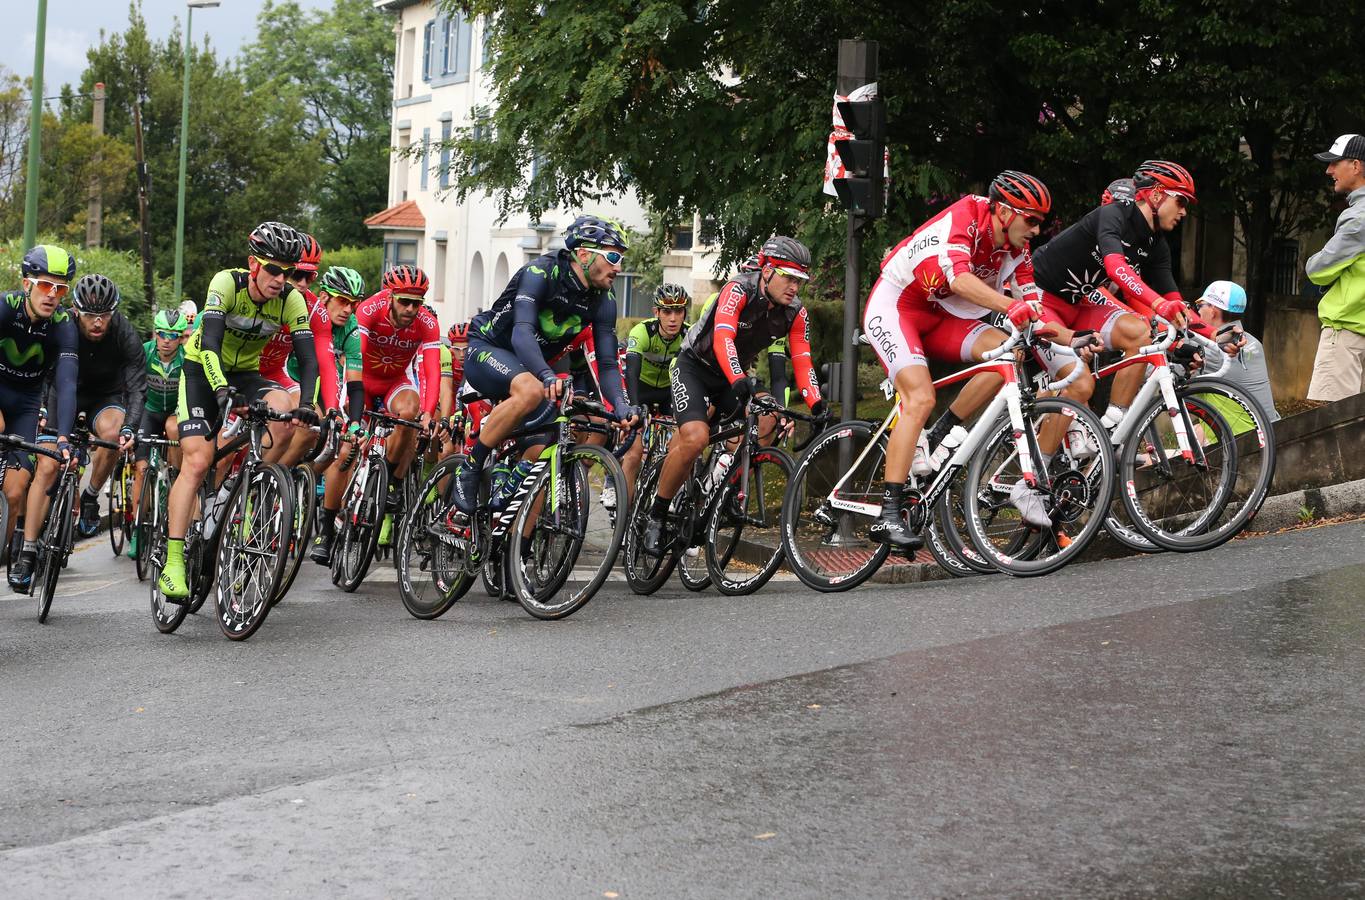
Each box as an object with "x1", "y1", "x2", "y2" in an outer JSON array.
[
  {"x1": 463, "y1": 338, "x2": 556, "y2": 425},
  {"x1": 862, "y1": 277, "x2": 995, "y2": 377},
  {"x1": 261, "y1": 365, "x2": 299, "y2": 395},
  {"x1": 177, "y1": 362, "x2": 283, "y2": 439},
  {"x1": 362, "y1": 377, "x2": 418, "y2": 416},
  {"x1": 37, "y1": 391, "x2": 126, "y2": 447},
  {"x1": 670, "y1": 351, "x2": 744, "y2": 427},
  {"x1": 134, "y1": 409, "x2": 175, "y2": 462},
  {"x1": 1038, "y1": 290, "x2": 1130, "y2": 350},
  {"x1": 634, "y1": 385, "x2": 672, "y2": 414},
  {"x1": 0, "y1": 379, "x2": 41, "y2": 472}
]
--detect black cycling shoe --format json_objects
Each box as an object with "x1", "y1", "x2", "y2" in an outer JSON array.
[
  {"x1": 384, "y1": 483, "x2": 402, "y2": 513},
  {"x1": 309, "y1": 531, "x2": 334, "y2": 566},
  {"x1": 452, "y1": 462, "x2": 480, "y2": 515},
  {"x1": 641, "y1": 516, "x2": 667, "y2": 558},
  {"x1": 868, "y1": 512, "x2": 923, "y2": 553},
  {"x1": 8, "y1": 550, "x2": 36, "y2": 593},
  {"x1": 76, "y1": 494, "x2": 101, "y2": 538}
]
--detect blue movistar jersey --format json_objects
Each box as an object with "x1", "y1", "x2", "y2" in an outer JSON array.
[
  {"x1": 0, "y1": 291, "x2": 78, "y2": 436},
  {"x1": 469, "y1": 249, "x2": 627, "y2": 412}
]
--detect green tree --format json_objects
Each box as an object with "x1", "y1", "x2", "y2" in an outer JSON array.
[
  {"x1": 71, "y1": 1, "x2": 317, "y2": 303},
  {"x1": 244, "y1": 0, "x2": 395, "y2": 250}
]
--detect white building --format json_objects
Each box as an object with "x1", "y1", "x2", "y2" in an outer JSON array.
[{"x1": 369, "y1": 1, "x2": 719, "y2": 332}]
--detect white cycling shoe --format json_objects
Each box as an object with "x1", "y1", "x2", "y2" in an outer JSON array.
[{"x1": 1008, "y1": 480, "x2": 1053, "y2": 528}]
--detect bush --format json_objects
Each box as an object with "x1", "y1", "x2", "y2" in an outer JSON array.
[
  {"x1": 1, "y1": 235, "x2": 172, "y2": 331},
  {"x1": 323, "y1": 245, "x2": 383, "y2": 296}
]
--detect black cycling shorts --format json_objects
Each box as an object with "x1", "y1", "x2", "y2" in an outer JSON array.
[
  {"x1": 671, "y1": 351, "x2": 743, "y2": 427},
  {"x1": 134, "y1": 409, "x2": 173, "y2": 462},
  {"x1": 464, "y1": 338, "x2": 557, "y2": 423},
  {"x1": 39, "y1": 391, "x2": 125, "y2": 443},
  {"x1": 177, "y1": 361, "x2": 283, "y2": 439},
  {"x1": 634, "y1": 385, "x2": 672, "y2": 414},
  {"x1": 0, "y1": 379, "x2": 41, "y2": 472}
]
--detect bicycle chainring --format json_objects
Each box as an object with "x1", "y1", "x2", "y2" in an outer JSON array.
[{"x1": 1048, "y1": 469, "x2": 1091, "y2": 525}]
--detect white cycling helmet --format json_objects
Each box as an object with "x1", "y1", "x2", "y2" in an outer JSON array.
[{"x1": 178, "y1": 299, "x2": 198, "y2": 323}]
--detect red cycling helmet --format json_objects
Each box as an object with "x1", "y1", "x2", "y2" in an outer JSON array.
[
  {"x1": 297, "y1": 233, "x2": 322, "y2": 272},
  {"x1": 989, "y1": 170, "x2": 1052, "y2": 216},
  {"x1": 382, "y1": 264, "x2": 430, "y2": 296},
  {"x1": 1134, "y1": 160, "x2": 1197, "y2": 203},
  {"x1": 448, "y1": 322, "x2": 470, "y2": 343}
]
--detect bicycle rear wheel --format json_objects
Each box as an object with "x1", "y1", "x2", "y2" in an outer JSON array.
[
  {"x1": 397, "y1": 455, "x2": 475, "y2": 619},
  {"x1": 270, "y1": 464, "x2": 316, "y2": 606},
  {"x1": 134, "y1": 467, "x2": 154, "y2": 581},
  {"x1": 780, "y1": 421, "x2": 892, "y2": 592},
  {"x1": 36, "y1": 482, "x2": 74, "y2": 623},
  {"x1": 214, "y1": 463, "x2": 293, "y2": 640},
  {"x1": 107, "y1": 458, "x2": 128, "y2": 556},
  {"x1": 706, "y1": 446, "x2": 793, "y2": 596},
  {"x1": 1119, "y1": 378, "x2": 1276, "y2": 553},
  {"x1": 622, "y1": 459, "x2": 680, "y2": 595},
  {"x1": 964, "y1": 397, "x2": 1115, "y2": 577},
  {"x1": 509, "y1": 444, "x2": 627, "y2": 620},
  {"x1": 336, "y1": 458, "x2": 387, "y2": 593},
  {"x1": 929, "y1": 463, "x2": 997, "y2": 576},
  {"x1": 149, "y1": 480, "x2": 192, "y2": 634}
]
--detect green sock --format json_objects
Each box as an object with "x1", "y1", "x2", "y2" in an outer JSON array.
[{"x1": 166, "y1": 538, "x2": 184, "y2": 567}]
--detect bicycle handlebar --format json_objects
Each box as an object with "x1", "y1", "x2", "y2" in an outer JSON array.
[{"x1": 1182, "y1": 328, "x2": 1234, "y2": 379}]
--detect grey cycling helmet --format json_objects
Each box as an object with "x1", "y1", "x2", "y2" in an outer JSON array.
[
  {"x1": 247, "y1": 221, "x2": 304, "y2": 264},
  {"x1": 758, "y1": 235, "x2": 811, "y2": 278},
  {"x1": 564, "y1": 214, "x2": 630, "y2": 250},
  {"x1": 320, "y1": 265, "x2": 366, "y2": 299},
  {"x1": 72, "y1": 273, "x2": 121, "y2": 314},
  {"x1": 653, "y1": 283, "x2": 691, "y2": 308},
  {"x1": 1102, "y1": 177, "x2": 1136, "y2": 205}
]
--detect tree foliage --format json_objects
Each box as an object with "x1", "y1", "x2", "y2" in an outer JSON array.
[{"x1": 244, "y1": 0, "x2": 395, "y2": 249}]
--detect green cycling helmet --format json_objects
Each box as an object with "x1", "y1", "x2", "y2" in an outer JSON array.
[
  {"x1": 320, "y1": 265, "x2": 366, "y2": 299},
  {"x1": 153, "y1": 308, "x2": 188, "y2": 334}
]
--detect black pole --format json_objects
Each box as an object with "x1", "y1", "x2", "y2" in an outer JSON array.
[{"x1": 835, "y1": 39, "x2": 878, "y2": 424}]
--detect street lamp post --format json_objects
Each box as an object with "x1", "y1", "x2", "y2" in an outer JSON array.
[
  {"x1": 22, "y1": 0, "x2": 49, "y2": 249},
  {"x1": 173, "y1": 0, "x2": 221, "y2": 303}
]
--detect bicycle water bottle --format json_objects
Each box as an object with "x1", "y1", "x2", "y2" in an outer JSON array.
[
  {"x1": 202, "y1": 482, "x2": 234, "y2": 535},
  {"x1": 486, "y1": 460, "x2": 513, "y2": 508},
  {"x1": 700, "y1": 450, "x2": 735, "y2": 495},
  {"x1": 928, "y1": 425, "x2": 969, "y2": 470},
  {"x1": 492, "y1": 460, "x2": 534, "y2": 510}
]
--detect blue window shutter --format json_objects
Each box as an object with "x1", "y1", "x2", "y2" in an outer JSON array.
[
  {"x1": 420, "y1": 128, "x2": 430, "y2": 191},
  {"x1": 439, "y1": 121, "x2": 451, "y2": 189},
  {"x1": 422, "y1": 22, "x2": 432, "y2": 82},
  {"x1": 442, "y1": 18, "x2": 454, "y2": 75},
  {"x1": 457, "y1": 17, "x2": 472, "y2": 78}
]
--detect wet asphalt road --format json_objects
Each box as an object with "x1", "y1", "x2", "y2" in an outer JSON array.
[{"x1": 1, "y1": 522, "x2": 1363, "y2": 898}]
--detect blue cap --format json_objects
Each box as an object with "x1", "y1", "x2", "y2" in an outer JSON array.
[{"x1": 1198, "y1": 280, "x2": 1246, "y2": 314}]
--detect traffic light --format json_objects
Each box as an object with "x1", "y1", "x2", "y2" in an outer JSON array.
[{"x1": 833, "y1": 97, "x2": 885, "y2": 218}]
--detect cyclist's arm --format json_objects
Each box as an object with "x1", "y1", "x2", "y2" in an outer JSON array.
[
  {"x1": 945, "y1": 271, "x2": 1015, "y2": 314},
  {"x1": 119, "y1": 319, "x2": 147, "y2": 432},
  {"x1": 787, "y1": 308, "x2": 822, "y2": 409},
  {"x1": 1097, "y1": 205, "x2": 1163, "y2": 308},
  {"x1": 711, "y1": 282, "x2": 748, "y2": 383},
  {"x1": 197, "y1": 270, "x2": 238, "y2": 389},
  {"x1": 624, "y1": 320, "x2": 649, "y2": 403},
  {"x1": 418, "y1": 344, "x2": 441, "y2": 417},
  {"x1": 52, "y1": 318, "x2": 79, "y2": 439},
  {"x1": 510, "y1": 270, "x2": 556, "y2": 381},
  {"x1": 282, "y1": 290, "x2": 318, "y2": 405},
  {"x1": 767, "y1": 346, "x2": 790, "y2": 407},
  {"x1": 590, "y1": 295, "x2": 629, "y2": 415},
  {"x1": 342, "y1": 329, "x2": 365, "y2": 422},
  {"x1": 310, "y1": 311, "x2": 340, "y2": 411}
]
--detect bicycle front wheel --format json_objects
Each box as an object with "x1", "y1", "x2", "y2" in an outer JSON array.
[
  {"x1": 780, "y1": 420, "x2": 891, "y2": 592},
  {"x1": 509, "y1": 443, "x2": 627, "y2": 620},
  {"x1": 397, "y1": 454, "x2": 474, "y2": 619},
  {"x1": 108, "y1": 458, "x2": 128, "y2": 556},
  {"x1": 336, "y1": 458, "x2": 387, "y2": 593},
  {"x1": 1119, "y1": 378, "x2": 1276, "y2": 553},
  {"x1": 36, "y1": 482, "x2": 74, "y2": 623},
  {"x1": 622, "y1": 458, "x2": 680, "y2": 595},
  {"x1": 706, "y1": 446, "x2": 793, "y2": 596},
  {"x1": 215, "y1": 463, "x2": 293, "y2": 640},
  {"x1": 271, "y1": 463, "x2": 316, "y2": 606},
  {"x1": 964, "y1": 397, "x2": 1115, "y2": 577}
]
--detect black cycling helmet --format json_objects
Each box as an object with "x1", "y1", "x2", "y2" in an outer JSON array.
[
  {"x1": 758, "y1": 235, "x2": 811, "y2": 279},
  {"x1": 564, "y1": 214, "x2": 630, "y2": 250},
  {"x1": 71, "y1": 273, "x2": 121, "y2": 314},
  {"x1": 21, "y1": 244, "x2": 76, "y2": 280},
  {"x1": 247, "y1": 221, "x2": 304, "y2": 264},
  {"x1": 653, "y1": 283, "x2": 691, "y2": 308},
  {"x1": 989, "y1": 170, "x2": 1052, "y2": 216}
]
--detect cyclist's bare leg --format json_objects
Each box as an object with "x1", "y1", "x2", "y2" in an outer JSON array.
[
  {"x1": 277, "y1": 387, "x2": 314, "y2": 466},
  {"x1": 884, "y1": 365, "x2": 935, "y2": 483},
  {"x1": 167, "y1": 434, "x2": 214, "y2": 539},
  {"x1": 4, "y1": 466, "x2": 29, "y2": 547},
  {"x1": 165, "y1": 416, "x2": 182, "y2": 469},
  {"x1": 622, "y1": 436, "x2": 644, "y2": 504},
  {"x1": 385, "y1": 387, "x2": 422, "y2": 480},
  {"x1": 1037, "y1": 364, "x2": 1095, "y2": 454},
  {"x1": 24, "y1": 454, "x2": 60, "y2": 542},
  {"x1": 1107, "y1": 313, "x2": 1150, "y2": 409},
  {"x1": 655, "y1": 421, "x2": 709, "y2": 500},
  {"x1": 80, "y1": 407, "x2": 126, "y2": 498},
  {"x1": 475, "y1": 374, "x2": 545, "y2": 450},
  {"x1": 261, "y1": 388, "x2": 297, "y2": 465}
]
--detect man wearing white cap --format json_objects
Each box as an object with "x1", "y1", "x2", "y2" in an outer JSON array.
[
  {"x1": 1195, "y1": 280, "x2": 1279, "y2": 430},
  {"x1": 1305, "y1": 134, "x2": 1365, "y2": 401}
]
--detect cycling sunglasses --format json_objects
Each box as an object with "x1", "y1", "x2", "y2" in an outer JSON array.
[
  {"x1": 253, "y1": 256, "x2": 297, "y2": 278},
  {"x1": 292, "y1": 268, "x2": 318, "y2": 283},
  {"x1": 583, "y1": 246, "x2": 626, "y2": 266},
  {"x1": 156, "y1": 330, "x2": 182, "y2": 340},
  {"x1": 1007, "y1": 205, "x2": 1046, "y2": 227},
  {"x1": 392, "y1": 294, "x2": 424, "y2": 308},
  {"x1": 29, "y1": 278, "x2": 70, "y2": 298}
]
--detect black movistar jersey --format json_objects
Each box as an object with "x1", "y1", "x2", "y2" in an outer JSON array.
[
  {"x1": 0, "y1": 291, "x2": 78, "y2": 435},
  {"x1": 1031, "y1": 201, "x2": 1179, "y2": 305}
]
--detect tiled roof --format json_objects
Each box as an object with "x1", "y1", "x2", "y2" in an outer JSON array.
[{"x1": 364, "y1": 200, "x2": 425, "y2": 230}]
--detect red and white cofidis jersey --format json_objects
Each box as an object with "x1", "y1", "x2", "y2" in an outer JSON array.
[
  {"x1": 257, "y1": 290, "x2": 341, "y2": 410},
  {"x1": 355, "y1": 290, "x2": 442, "y2": 414},
  {"x1": 878, "y1": 195, "x2": 1040, "y2": 319}
]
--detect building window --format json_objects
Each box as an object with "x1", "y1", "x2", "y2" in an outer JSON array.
[
  {"x1": 698, "y1": 215, "x2": 720, "y2": 246},
  {"x1": 420, "y1": 127, "x2": 430, "y2": 191},
  {"x1": 422, "y1": 21, "x2": 435, "y2": 82},
  {"x1": 384, "y1": 239, "x2": 418, "y2": 272},
  {"x1": 427, "y1": 14, "x2": 473, "y2": 83},
  {"x1": 481, "y1": 17, "x2": 493, "y2": 68},
  {"x1": 616, "y1": 273, "x2": 646, "y2": 317},
  {"x1": 439, "y1": 119, "x2": 452, "y2": 189},
  {"x1": 1272, "y1": 238, "x2": 1300, "y2": 295},
  {"x1": 471, "y1": 121, "x2": 490, "y2": 176},
  {"x1": 672, "y1": 227, "x2": 694, "y2": 251}
]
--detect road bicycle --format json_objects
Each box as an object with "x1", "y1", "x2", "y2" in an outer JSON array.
[
  {"x1": 107, "y1": 447, "x2": 137, "y2": 557},
  {"x1": 0, "y1": 432, "x2": 68, "y2": 621},
  {"x1": 271, "y1": 414, "x2": 340, "y2": 606},
  {"x1": 133, "y1": 435, "x2": 179, "y2": 583}
]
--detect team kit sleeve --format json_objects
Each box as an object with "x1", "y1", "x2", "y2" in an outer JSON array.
[
  {"x1": 590, "y1": 293, "x2": 629, "y2": 415},
  {"x1": 281, "y1": 288, "x2": 319, "y2": 405},
  {"x1": 119, "y1": 318, "x2": 148, "y2": 431},
  {"x1": 308, "y1": 302, "x2": 340, "y2": 411},
  {"x1": 711, "y1": 281, "x2": 749, "y2": 383},
  {"x1": 416, "y1": 311, "x2": 442, "y2": 416},
  {"x1": 624, "y1": 320, "x2": 650, "y2": 404},
  {"x1": 786, "y1": 309, "x2": 822, "y2": 409},
  {"x1": 196, "y1": 270, "x2": 238, "y2": 389},
  {"x1": 509, "y1": 264, "x2": 557, "y2": 381},
  {"x1": 52, "y1": 316, "x2": 80, "y2": 437}
]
